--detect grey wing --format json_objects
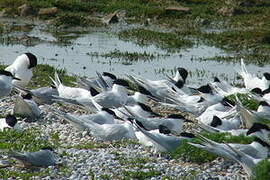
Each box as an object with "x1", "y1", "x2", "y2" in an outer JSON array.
[
  {"x1": 32, "y1": 87, "x2": 59, "y2": 104},
  {"x1": 26, "y1": 151, "x2": 56, "y2": 167},
  {"x1": 0, "y1": 80, "x2": 11, "y2": 97},
  {"x1": 94, "y1": 92, "x2": 122, "y2": 108},
  {"x1": 25, "y1": 100, "x2": 41, "y2": 117},
  {"x1": 102, "y1": 124, "x2": 133, "y2": 141},
  {"x1": 136, "y1": 124, "x2": 180, "y2": 152},
  {"x1": 231, "y1": 144, "x2": 262, "y2": 159},
  {"x1": 13, "y1": 97, "x2": 33, "y2": 117}
]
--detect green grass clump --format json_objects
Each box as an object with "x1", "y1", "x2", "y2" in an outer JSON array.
[
  {"x1": 251, "y1": 159, "x2": 270, "y2": 180},
  {"x1": 52, "y1": 13, "x2": 90, "y2": 27},
  {"x1": 226, "y1": 93, "x2": 259, "y2": 111},
  {"x1": 203, "y1": 30, "x2": 270, "y2": 52},
  {"x1": 0, "y1": 169, "x2": 50, "y2": 179},
  {"x1": 118, "y1": 156, "x2": 153, "y2": 166},
  {"x1": 123, "y1": 169, "x2": 161, "y2": 179},
  {"x1": 28, "y1": 64, "x2": 75, "y2": 89},
  {"x1": 101, "y1": 49, "x2": 155, "y2": 62},
  {"x1": 0, "y1": 128, "x2": 54, "y2": 151},
  {"x1": 119, "y1": 28, "x2": 193, "y2": 50},
  {"x1": 169, "y1": 132, "x2": 255, "y2": 163}
]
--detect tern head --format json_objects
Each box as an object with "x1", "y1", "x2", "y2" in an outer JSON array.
[
  {"x1": 138, "y1": 85, "x2": 152, "y2": 96},
  {"x1": 213, "y1": 77, "x2": 220, "y2": 83},
  {"x1": 175, "y1": 80, "x2": 184, "y2": 89},
  {"x1": 246, "y1": 123, "x2": 270, "y2": 136},
  {"x1": 21, "y1": 93, "x2": 32, "y2": 100},
  {"x1": 135, "y1": 119, "x2": 148, "y2": 130},
  {"x1": 221, "y1": 97, "x2": 235, "y2": 107},
  {"x1": 262, "y1": 87, "x2": 270, "y2": 95},
  {"x1": 263, "y1": 72, "x2": 270, "y2": 81},
  {"x1": 137, "y1": 103, "x2": 155, "y2": 114},
  {"x1": 0, "y1": 70, "x2": 21, "y2": 80},
  {"x1": 41, "y1": 147, "x2": 55, "y2": 152},
  {"x1": 259, "y1": 101, "x2": 270, "y2": 107},
  {"x1": 210, "y1": 116, "x2": 222, "y2": 127},
  {"x1": 89, "y1": 87, "x2": 99, "y2": 96},
  {"x1": 50, "y1": 84, "x2": 56, "y2": 89},
  {"x1": 177, "y1": 67, "x2": 188, "y2": 82},
  {"x1": 251, "y1": 88, "x2": 263, "y2": 95},
  {"x1": 101, "y1": 107, "x2": 118, "y2": 118},
  {"x1": 25, "y1": 53, "x2": 37, "y2": 69},
  {"x1": 180, "y1": 132, "x2": 195, "y2": 138},
  {"x1": 113, "y1": 79, "x2": 129, "y2": 88},
  {"x1": 197, "y1": 84, "x2": 212, "y2": 94},
  {"x1": 254, "y1": 137, "x2": 270, "y2": 148},
  {"x1": 5, "y1": 114, "x2": 17, "y2": 127},
  {"x1": 167, "y1": 114, "x2": 185, "y2": 119},
  {"x1": 158, "y1": 125, "x2": 171, "y2": 135},
  {"x1": 102, "y1": 72, "x2": 117, "y2": 80},
  {"x1": 197, "y1": 97, "x2": 205, "y2": 103}
]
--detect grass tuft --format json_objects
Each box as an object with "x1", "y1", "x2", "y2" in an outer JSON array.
[
  {"x1": 119, "y1": 28, "x2": 193, "y2": 51},
  {"x1": 226, "y1": 93, "x2": 259, "y2": 111},
  {"x1": 251, "y1": 159, "x2": 270, "y2": 180}
]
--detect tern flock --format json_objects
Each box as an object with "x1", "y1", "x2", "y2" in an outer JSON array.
[{"x1": 0, "y1": 53, "x2": 269, "y2": 177}]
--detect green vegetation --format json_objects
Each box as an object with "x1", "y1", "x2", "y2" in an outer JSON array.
[
  {"x1": 101, "y1": 49, "x2": 155, "y2": 62},
  {"x1": 0, "y1": 128, "x2": 54, "y2": 151},
  {"x1": 169, "y1": 132, "x2": 255, "y2": 163},
  {"x1": 251, "y1": 159, "x2": 270, "y2": 180},
  {"x1": 68, "y1": 141, "x2": 109, "y2": 150},
  {"x1": 0, "y1": 169, "x2": 50, "y2": 179},
  {"x1": 226, "y1": 93, "x2": 259, "y2": 110},
  {"x1": 28, "y1": 64, "x2": 75, "y2": 89},
  {"x1": 52, "y1": 13, "x2": 102, "y2": 27},
  {"x1": 119, "y1": 28, "x2": 193, "y2": 51},
  {"x1": 118, "y1": 156, "x2": 153, "y2": 167},
  {"x1": 122, "y1": 169, "x2": 161, "y2": 179}
]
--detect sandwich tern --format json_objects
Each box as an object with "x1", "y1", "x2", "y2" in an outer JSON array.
[
  {"x1": 5, "y1": 53, "x2": 37, "y2": 87},
  {"x1": 10, "y1": 147, "x2": 58, "y2": 167}
]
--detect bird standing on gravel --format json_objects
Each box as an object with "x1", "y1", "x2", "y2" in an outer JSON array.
[
  {"x1": 10, "y1": 147, "x2": 58, "y2": 167},
  {"x1": 5, "y1": 53, "x2": 37, "y2": 87}
]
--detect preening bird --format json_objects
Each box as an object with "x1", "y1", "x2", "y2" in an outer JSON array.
[{"x1": 5, "y1": 53, "x2": 37, "y2": 87}]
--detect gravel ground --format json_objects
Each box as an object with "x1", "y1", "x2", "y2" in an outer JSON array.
[{"x1": 0, "y1": 95, "x2": 249, "y2": 180}]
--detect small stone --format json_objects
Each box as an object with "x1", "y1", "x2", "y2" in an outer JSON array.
[
  {"x1": 38, "y1": 7, "x2": 58, "y2": 16},
  {"x1": 165, "y1": 6, "x2": 191, "y2": 14}
]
